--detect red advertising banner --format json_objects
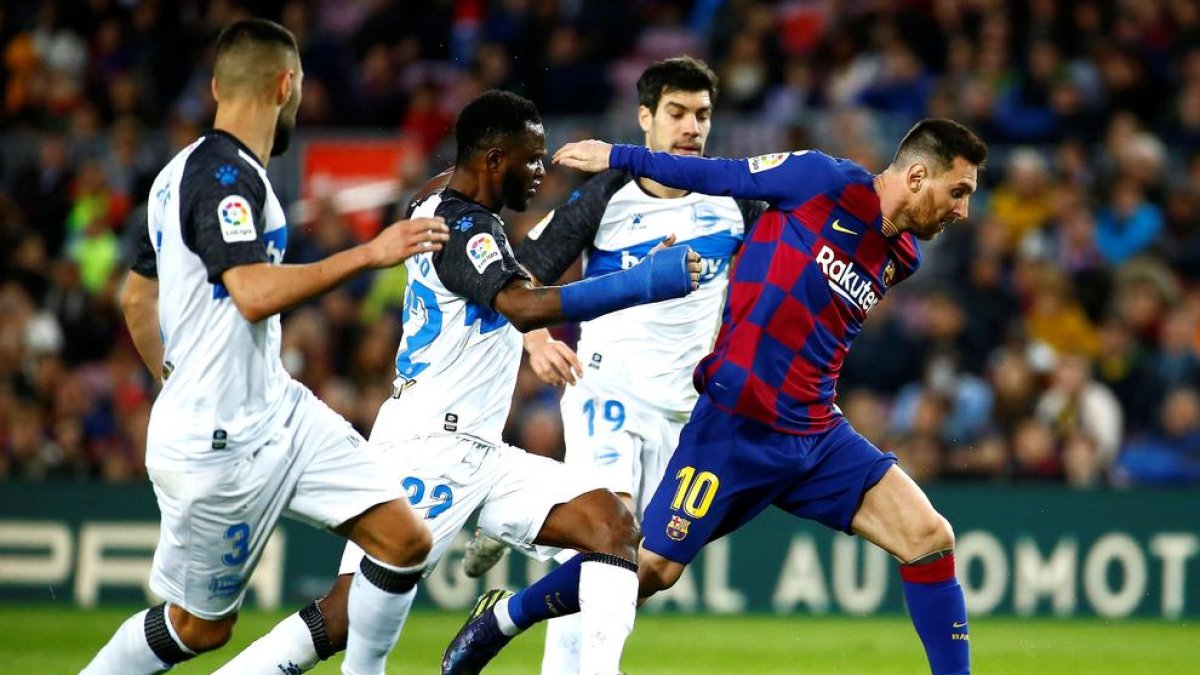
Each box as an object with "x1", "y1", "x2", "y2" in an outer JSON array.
[{"x1": 300, "y1": 137, "x2": 423, "y2": 241}]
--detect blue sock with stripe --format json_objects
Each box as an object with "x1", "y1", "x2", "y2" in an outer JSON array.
[{"x1": 900, "y1": 553, "x2": 970, "y2": 675}]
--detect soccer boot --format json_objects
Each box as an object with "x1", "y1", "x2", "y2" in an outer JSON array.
[
  {"x1": 442, "y1": 589, "x2": 514, "y2": 674},
  {"x1": 463, "y1": 529, "x2": 509, "y2": 578}
]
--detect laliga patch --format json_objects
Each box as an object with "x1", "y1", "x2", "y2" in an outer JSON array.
[
  {"x1": 748, "y1": 152, "x2": 789, "y2": 174},
  {"x1": 467, "y1": 233, "x2": 502, "y2": 273},
  {"x1": 218, "y1": 195, "x2": 256, "y2": 242}
]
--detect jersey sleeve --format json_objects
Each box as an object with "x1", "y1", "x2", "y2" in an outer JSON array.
[
  {"x1": 609, "y1": 145, "x2": 845, "y2": 210},
  {"x1": 515, "y1": 170, "x2": 628, "y2": 283},
  {"x1": 434, "y1": 204, "x2": 529, "y2": 308},
  {"x1": 130, "y1": 218, "x2": 158, "y2": 278},
  {"x1": 179, "y1": 154, "x2": 269, "y2": 283}
]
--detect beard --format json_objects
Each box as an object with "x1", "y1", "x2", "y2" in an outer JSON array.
[
  {"x1": 271, "y1": 113, "x2": 296, "y2": 157},
  {"x1": 500, "y1": 169, "x2": 531, "y2": 212}
]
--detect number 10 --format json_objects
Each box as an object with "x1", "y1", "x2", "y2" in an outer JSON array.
[{"x1": 670, "y1": 466, "x2": 719, "y2": 518}]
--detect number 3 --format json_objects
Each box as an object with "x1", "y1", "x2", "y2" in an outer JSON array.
[
  {"x1": 222, "y1": 523, "x2": 251, "y2": 566},
  {"x1": 671, "y1": 466, "x2": 720, "y2": 518}
]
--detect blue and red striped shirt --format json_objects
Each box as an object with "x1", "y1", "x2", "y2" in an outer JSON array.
[{"x1": 609, "y1": 145, "x2": 922, "y2": 434}]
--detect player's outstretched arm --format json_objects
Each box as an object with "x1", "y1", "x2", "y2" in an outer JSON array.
[
  {"x1": 556, "y1": 141, "x2": 832, "y2": 209},
  {"x1": 222, "y1": 216, "x2": 448, "y2": 322},
  {"x1": 119, "y1": 270, "x2": 163, "y2": 383},
  {"x1": 495, "y1": 236, "x2": 701, "y2": 332}
]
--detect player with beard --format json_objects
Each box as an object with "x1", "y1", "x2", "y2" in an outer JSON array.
[
  {"x1": 81, "y1": 19, "x2": 449, "y2": 675},
  {"x1": 457, "y1": 56, "x2": 765, "y2": 675},
  {"x1": 456, "y1": 118, "x2": 987, "y2": 675},
  {"x1": 215, "y1": 90, "x2": 702, "y2": 675}
]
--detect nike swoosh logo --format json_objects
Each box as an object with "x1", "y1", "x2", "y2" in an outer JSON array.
[
  {"x1": 831, "y1": 219, "x2": 858, "y2": 235},
  {"x1": 952, "y1": 622, "x2": 968, "y2": 628}
]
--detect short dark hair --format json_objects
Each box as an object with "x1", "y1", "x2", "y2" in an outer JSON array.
[
  {"x1": 892, "y1": 118, "x2": 988, "y2": 171},
  {"x1": 637, "y1": 56, "x2": 719, "y2": 113},
  {"x1": 455, "y1": 90, "x2": 543, "y2": 164},
  {"x1": 215, "y1": 18, "x2": 298, "y2": 60},
  {"x1": 213, "y1": 19, "x2": 298, "y2": 93}
]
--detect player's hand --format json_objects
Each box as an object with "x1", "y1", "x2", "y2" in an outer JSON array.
[
  {"x1": 365, "y1": 216, "x2": 449, "y2": 268},
  {"x1": 553, "y1": 140, "x2": 613, "y2": 173},
  {"x1": 649, "y1": 234, "x2": 702, "y2": 291},
  {"x1": 524, "y1": 330, "x2": 583, "y2": 386}
]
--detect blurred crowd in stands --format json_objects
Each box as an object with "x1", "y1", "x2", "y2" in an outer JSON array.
[{"x1": 2, "y1": 0, "x2": 1200, "y2": 489}]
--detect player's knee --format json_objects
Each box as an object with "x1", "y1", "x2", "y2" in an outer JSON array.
[
  {"x1": 390, "y1": 521, "x2": 433, "y2": 567},
  {"x1": 596, "y1": 501, "x2": 640, "y2": 559},
  {"x1": 903, "y1": 513, "x2": 955, "y2": 562},
  {"x1": 573, "y1": 491, "x2": 640, "y2": 559},
  {"x1": 172, "y1": 611, "x2": 237, "y2": 653}
]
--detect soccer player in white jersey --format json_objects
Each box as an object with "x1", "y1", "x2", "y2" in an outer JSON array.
[
  {"x1": 459, "y1": 56, "x2": 764, "y2": 674},
  {"x1": 215, "y1": 90, "x2": 702, "y2": 675},
  {"x1": 80, "y1": 19, "x2": 449, "y2": 675}
]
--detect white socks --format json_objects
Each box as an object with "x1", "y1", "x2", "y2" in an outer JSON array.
[
  {"x1": 341, "y1": 555, "x2": 422, "y2": 675},
  {"x1": 578, "y1": 556, "x2": 638, "y2": 675},
  {"x1": 80, "y1": 604, "x2": 192, "y2": 675},
  {"x1": 541, "y1": 612, "x2": 583, "y2": 675},
  {"x1": 211, "y1": 610, "x2": 319, "y2": 674}
]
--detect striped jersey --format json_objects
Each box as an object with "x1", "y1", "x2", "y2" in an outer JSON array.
[{"x1": 608, "y1": 145, "x2": 922, "y2": 434}]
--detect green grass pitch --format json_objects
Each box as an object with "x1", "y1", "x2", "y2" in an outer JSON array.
[{"x1": 5, "y1": 606, "x2": 1197, "y2": 674}]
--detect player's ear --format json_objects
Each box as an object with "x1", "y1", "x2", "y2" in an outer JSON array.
[
  {"x1": 907, "y1": 163, "x2": 928, "y2": 193},
  {"x1": 277, "y1": 69, "x2": 294, "y2": 106},
  {"x1": 638, "y1": 105, "x2": 653, "y2": 134},
  {"x1": 484, "y1": 146, "x2": 505, "y2": 173}
]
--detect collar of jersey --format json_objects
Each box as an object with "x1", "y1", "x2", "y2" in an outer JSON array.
[
  {"x1": 209, "y1": 129, "x2": 263, "y2": 170},
  {"x1": 442, "y1": 187, "x2": 500, "y2": 213}
]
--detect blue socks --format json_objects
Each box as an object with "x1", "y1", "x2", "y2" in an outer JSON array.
[
  {"x1": 507, "y1": 554, "x2": 584, "y2": 630},
  {"x1": 900, "y1": 553, "x2": 970, "y2": 675}
]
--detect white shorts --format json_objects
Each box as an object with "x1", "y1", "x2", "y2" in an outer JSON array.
[
  {"x1": 339, "y1": 434, "x2": 604, "y2": 575},
  {"x1": 560, "y1": 379, "x2": 689, "y2": 518},
  {"x1": 148, "y1": 383, "x2": 401, "y2": 620}
]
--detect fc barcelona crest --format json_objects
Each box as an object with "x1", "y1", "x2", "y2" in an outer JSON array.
[
  {"x1": 667, "y1": 515, "x2": 691, "y2": 541},
  {"x1": 882, "y1": 258, "x2": 896, "y2": 287}
]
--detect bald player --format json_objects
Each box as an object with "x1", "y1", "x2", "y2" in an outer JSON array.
[{"x1": 80, "y1": 19, "x2": 447, "y2": 675}]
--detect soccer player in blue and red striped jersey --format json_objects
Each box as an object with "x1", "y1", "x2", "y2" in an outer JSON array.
[{"x1": 548, "y1": 119, "x2": 985, "y2": 675}]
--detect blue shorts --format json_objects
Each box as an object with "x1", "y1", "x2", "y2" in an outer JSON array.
[{"x1": 641, "y1": 395, "x2": 898, "y2": 564}]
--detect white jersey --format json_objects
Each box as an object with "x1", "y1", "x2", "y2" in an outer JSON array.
[
  {"x1": 518, "y1": 171, "x2": 762, "y2": 414},
  {"x1": 134, "y1": 131, "x2": 291, "y2": 469},
  {"x1": 369, "y1": 190, "x2": 526, "y2": 444}
]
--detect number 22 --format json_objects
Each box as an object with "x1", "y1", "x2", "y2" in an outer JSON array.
[{"x1": 402, "y1": 476, "x2": 454, "y2": 519}]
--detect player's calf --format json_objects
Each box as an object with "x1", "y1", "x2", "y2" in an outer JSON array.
[{"x1": 80, "y1": 603, "x2": 231, "y2": 674}]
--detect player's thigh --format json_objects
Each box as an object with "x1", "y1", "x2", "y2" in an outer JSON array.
[
  {"x1": 282, "y1": 389, "x2": 402, "y2": 531},
  {"x1": 476, "y1": 442, "x2": 611, "y2": 559},
  {"x1": 640, "y1": 399, "x2": 781, "y2": 566},
  {"x1": 634, "y1": 414, "x2": 687, "y2": 518},
  {"x1": 850, "y1": 464, "x2": 953, "y2": 562},
  {"x1": 560, "y1": 383, "x2": 644, "y2": 495},
  {"x1": 148, "y1": 441, "x2": 296, "y2": 620},
  {"x1": 773, "y1": 420, "x2": 898, "y2": 534},
  {"x1": 338, "y1": 435, "x2": 498, "y2": 574}
]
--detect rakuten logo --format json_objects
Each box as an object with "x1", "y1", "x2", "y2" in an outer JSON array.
[{"x1": 815, "y1": 246, "x2": 879, "y2": 312}]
